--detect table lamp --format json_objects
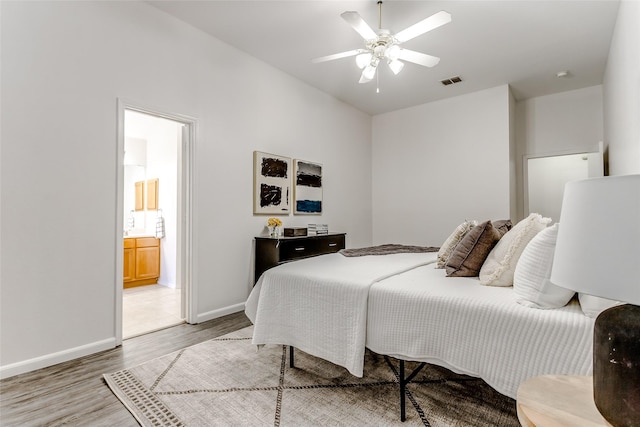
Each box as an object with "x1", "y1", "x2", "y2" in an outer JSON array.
[{"x1": 551, "y1": 174, "x2": 640, "y2": 427}]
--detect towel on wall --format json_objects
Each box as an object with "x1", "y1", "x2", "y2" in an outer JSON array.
[
  {"x1": 155, "y1": 210, "x2": 165, "y2": 239},
  {"x1": 126, "y1": 210, "x2": 135, "y2": 230}
]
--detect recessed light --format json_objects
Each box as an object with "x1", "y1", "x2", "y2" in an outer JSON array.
[{"x1": 556, "y1": 71, "x2": 570, "y2": 78}]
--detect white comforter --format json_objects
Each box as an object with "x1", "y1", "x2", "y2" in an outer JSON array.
[
  {"x1": 366, "y1": 264, "x2": 595, "y2": 398},
  {"x1": 245, "y1": 254, "x2": 594, "y2": 399},
  {"x1": 245, "y1": 252, "x2": 438, "y2": 376}
]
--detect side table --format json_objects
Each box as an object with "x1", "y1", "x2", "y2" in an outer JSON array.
[{"x1": 516, "y1": 375, "x2": 612, "y2": 426}]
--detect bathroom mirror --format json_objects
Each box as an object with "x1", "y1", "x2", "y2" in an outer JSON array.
[
  {"x1": 524, "y1": 148, "x2": 604, "y2": 223},
  {"x1": 124, "y1": 137, "x2": 148, "y2": 234}
]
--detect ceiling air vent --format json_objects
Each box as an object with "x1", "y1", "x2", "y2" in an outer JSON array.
[{"x1": 441, "y1": 76, "x2": 462, "y2": 86}]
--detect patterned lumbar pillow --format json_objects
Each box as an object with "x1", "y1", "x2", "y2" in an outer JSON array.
[
  {"x1": 479, "y1": 213, "x2": 551, "y2": 287},
  {"x1": 445, "y1": 220, "x2": 502, "y2": 277},
  {"x1": 492, "y1": 219, "x2": 513, "y2": 236},
  {"x1": 436, "y1": 220, "x2": 477, "y2": 269},
  {"x1": 513, "y1": 224, "x2": 575, "y2": 308}
]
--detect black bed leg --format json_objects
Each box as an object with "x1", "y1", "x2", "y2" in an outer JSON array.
[
  {"x1": 289, "y1": 346, "x2": 294, "y2": 368},
  {"x1": 400, "y1": 360, "x2": 406, "y2": 422},
  {"x1": 398, "y1": 361, "x2": 426, "y2": 422}
]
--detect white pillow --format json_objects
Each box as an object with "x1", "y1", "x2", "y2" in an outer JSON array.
[
  {"x1": 480, "y1": 213, "x2": 551, "y2": 286},
  {"x1": 436, "y1": 220, "x2": 476, "y2": 269},
  {"x1": 513, "y1": 224, "x2": 575, "y2": 308},
  {"x1": 578, "y1": 293, "x2": 621, "y2": 318}
]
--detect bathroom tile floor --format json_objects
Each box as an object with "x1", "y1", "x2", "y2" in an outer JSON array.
[{"x1": 123, "y1": 284, "x2": 184, "y2": 339}]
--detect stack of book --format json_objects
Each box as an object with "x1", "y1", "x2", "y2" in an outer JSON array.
[{"x1": 308, "y1": 224, "x2": 329, "y2": 235}]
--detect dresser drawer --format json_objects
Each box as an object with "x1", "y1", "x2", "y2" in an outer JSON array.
[
  {"x1": 279, "y1": 239, "x2": 319, "y2": 261},
  {"x1": 315, "y1": 234, "x2": 345, "y2": 254},
  {"x1": 254, "y1": 232, "x2": 346, "y2": 284}
]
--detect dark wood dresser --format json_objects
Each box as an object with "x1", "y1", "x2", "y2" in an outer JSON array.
[{"x1": 254, "y1": 232, "x2": 346, "y2": 283}]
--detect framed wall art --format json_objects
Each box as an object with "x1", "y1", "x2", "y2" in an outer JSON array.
[
  {"x1": 294, "y1": 159, "x2": 322, "y2": 215},
  {"x1": 253, "y1": 151, "x2": 291, "y2": 214}
]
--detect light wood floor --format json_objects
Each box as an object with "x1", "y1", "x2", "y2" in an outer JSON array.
[{"x1": 0, "y1": 311, "x2": 251, "y2": 426}]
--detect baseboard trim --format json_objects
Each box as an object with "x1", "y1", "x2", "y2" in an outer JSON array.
[
  {"x1": 196, "y1": 302, "x2": 245, "y2": 324},
  {"x1": 2, "y1": 303, "x2": 246, "y2": 378},
  {"x1": 0, "y1": 338, "x2": 116, "y2": 380}
]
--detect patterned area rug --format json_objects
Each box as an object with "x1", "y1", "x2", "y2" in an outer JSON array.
[{"x1": 104, "y1": 327, "x2": 518, "y2": 426}]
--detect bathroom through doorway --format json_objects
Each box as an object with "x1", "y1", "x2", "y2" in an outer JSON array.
[{"x1": 115, "y1": 100, "x2": 197, "y2": 343}]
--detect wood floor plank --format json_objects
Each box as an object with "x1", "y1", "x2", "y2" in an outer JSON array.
[{"x1": 0, "y1": 311, "x2": 251, "y2": 426}]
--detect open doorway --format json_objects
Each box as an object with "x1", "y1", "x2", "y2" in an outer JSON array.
[
  {"x1": 122, "y1": 110, "x2": 183, "y2": 338},
  {"x1": 116, "y1": 100, "x2": 196, "y2": 343}
]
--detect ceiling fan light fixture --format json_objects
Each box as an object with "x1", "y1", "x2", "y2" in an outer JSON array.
[
  {"x1": 315, "y1": 3, "x2": 451, "y2": 85},
  {"x1": 355, "y1": 53, "x2": 373, "y2": 69},
  {"x1": 388, "y1": 59, "x2": 404, "y2": 75},
  {"x1": 386, "y1": 44, "x2": 401, "y2": 61},
  {"x1": 360, "y1": 63, "x2": 377, "y2": 83}
]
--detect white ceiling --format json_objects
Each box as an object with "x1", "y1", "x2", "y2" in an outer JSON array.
[{"x1": 149, "y1": 0, "x2": 620, "y2": 115}]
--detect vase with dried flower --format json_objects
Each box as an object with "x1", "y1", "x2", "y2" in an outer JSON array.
[{"x1": 267, "y1": 217, "x2": 282, "y2": 238}]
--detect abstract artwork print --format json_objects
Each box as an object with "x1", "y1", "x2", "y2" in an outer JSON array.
[
  {"x1": 294, "y1": 159, "x2": 322, "y2": 214},
  {"x1": 253, "y1": 151, "x2": 291, "y2": 214}
]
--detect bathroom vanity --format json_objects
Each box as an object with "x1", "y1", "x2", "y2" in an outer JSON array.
[{"x1": 123, "y1": 236, "x2": 160, "y2": 288}]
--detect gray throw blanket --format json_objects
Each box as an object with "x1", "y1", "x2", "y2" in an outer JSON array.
[{"x1": 340, "y1": 244, "x2": 439, "y2": 257}]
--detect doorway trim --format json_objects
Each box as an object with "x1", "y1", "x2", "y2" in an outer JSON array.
[{"x1": 115, "y1": 98, "x2": 198, "y2": 345}]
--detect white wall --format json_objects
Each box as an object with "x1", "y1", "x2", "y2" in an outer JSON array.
[
  {"x1": 514, "y1": 85, "x2": 604, "y2": 219},
  {"x1": 603, "y1": 0, "x2": 640, "y2": 175},
  {"x1": 0, "y1": 1, "x2": 372, "y2": 377},
  {"x1": 372, "y1": 85, "x2": 512, "y2": 247}
]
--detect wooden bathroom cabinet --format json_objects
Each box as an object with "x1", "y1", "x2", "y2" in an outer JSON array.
[
  {"x1": 123, "y1": 237, "x2": 160, "y2": 288},
  {"x1": 146, "y1": 178, "x2": 159, "y2": 211},
  {"x1": 134, "y1": 181, "x2": 145, "y2": 211}
]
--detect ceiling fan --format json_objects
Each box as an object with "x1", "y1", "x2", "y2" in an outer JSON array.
[{"x1": 312, "y1": 1, "x2": 451, "y2": 84}]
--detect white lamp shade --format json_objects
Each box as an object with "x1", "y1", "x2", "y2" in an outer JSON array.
[
  {"x1": 388, "y1": 59, "x2": 405, "y2": 75},
  {"x1": 359, "y1": 63, "x2": 377, "y2": 83},
  {"x1": 550, "y1": 175, "x2": 640, "y2": 305},
  {"x1": 385, "y1": 44, "x2": 401, "y2": 61},
  {"x1": 355, "y1": 53, "x2": 372, "y2": 69}
]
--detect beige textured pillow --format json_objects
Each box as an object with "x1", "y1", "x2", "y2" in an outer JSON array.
[
  {"x1": 445, "y1": 221, "x2": 502, "y2": 277},
  {"x1": 436, "y1": 220, "x2": 477, "y2": 269},
  {"x1": 479, "y1": 213, "x2": 551, "y2": 287}
]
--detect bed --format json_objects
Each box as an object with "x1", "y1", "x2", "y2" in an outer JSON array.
[{"x1": 244, "y1": 233, "x2": 595, "y2": 420}]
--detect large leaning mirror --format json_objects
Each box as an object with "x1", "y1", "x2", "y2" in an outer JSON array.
[{"x1": 524, "y1": 147, "x2": 604, "y2": 223}]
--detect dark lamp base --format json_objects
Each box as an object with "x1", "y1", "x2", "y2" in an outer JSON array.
[{"x1": 594, "y1": 303, "x2": 640, "y2": 427}]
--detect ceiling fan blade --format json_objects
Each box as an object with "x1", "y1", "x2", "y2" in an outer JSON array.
[
  {"x1": 312, "y1": 49, "x2": 367, "y2": 64},
  {"x1": 394, "y1": 11, "x2": 451, "y2": 43},
  {"x1": 398, "y1": 49, "x2": 440, "y2": 67},
  {"x1": 341, "y1": 11, "x2": 378, "y2": 41}
]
